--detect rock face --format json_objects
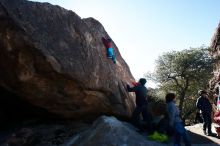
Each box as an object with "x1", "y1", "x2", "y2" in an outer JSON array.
[
  {"x1": 209, "y1": 22, "x2": 220, "y2": 92},
  {"x1": 0, "y1": 0, "x2": 135, "y2": 120},
  {"x1": 66, "y1": 116, "x2": 166, "y2": 146}
]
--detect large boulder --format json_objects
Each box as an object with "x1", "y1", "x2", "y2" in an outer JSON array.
[
  {"x1": 66, "y1": 116, "x2": 167, "y2": 146},
  {"x1": 209, "y1": 22, "x2": 220, "y2": 92},
  {"x1": 0, "y1": 0, "x2": 135, "y2": 120}
]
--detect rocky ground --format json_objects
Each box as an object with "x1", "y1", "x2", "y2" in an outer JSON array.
[
  {"x1": 1, "y1": 117, "x2": 220, "y2": 146},
  {"x1": 0, "y1": 119, "x2": 91, "y2": 146}
]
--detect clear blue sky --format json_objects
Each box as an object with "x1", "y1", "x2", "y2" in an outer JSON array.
[{"x1": 31, "y1": 0, "x2": 219, "y2": 87}]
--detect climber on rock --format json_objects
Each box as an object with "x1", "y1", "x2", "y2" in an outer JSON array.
[{"x1": 102, "y1": 37, "x2": 116, "y2": 64}]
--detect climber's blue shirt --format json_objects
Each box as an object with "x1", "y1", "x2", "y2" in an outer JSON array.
[{"x1": 107, "y1": 47, "x2": 114, "y2": 58}]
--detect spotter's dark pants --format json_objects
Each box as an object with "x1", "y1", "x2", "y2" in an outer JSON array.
[{"x1": 131, "y1": 105, "x2": 149, "y2": 130}]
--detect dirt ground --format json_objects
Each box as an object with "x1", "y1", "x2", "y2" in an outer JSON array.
[{"x1": 185, "y1": 123, "x2": 220, "y2": 146}]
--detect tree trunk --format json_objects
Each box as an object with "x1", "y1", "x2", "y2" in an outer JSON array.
[{"x1": 179, "y1": 91, "x2": 185, "y2": 123}]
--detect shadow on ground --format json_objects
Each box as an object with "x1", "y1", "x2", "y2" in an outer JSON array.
[{"x1": 188, "y1": 130, "x2": 219, "y2": 145}]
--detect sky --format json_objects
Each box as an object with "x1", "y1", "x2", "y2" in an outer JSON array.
[{"x1": 31, "y1": 0, "x2": 220, "y2": 87}]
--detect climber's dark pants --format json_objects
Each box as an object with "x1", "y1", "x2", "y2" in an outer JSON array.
[{"x1": 202, "y1": 112, "x2": 212, "y2": 133}]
